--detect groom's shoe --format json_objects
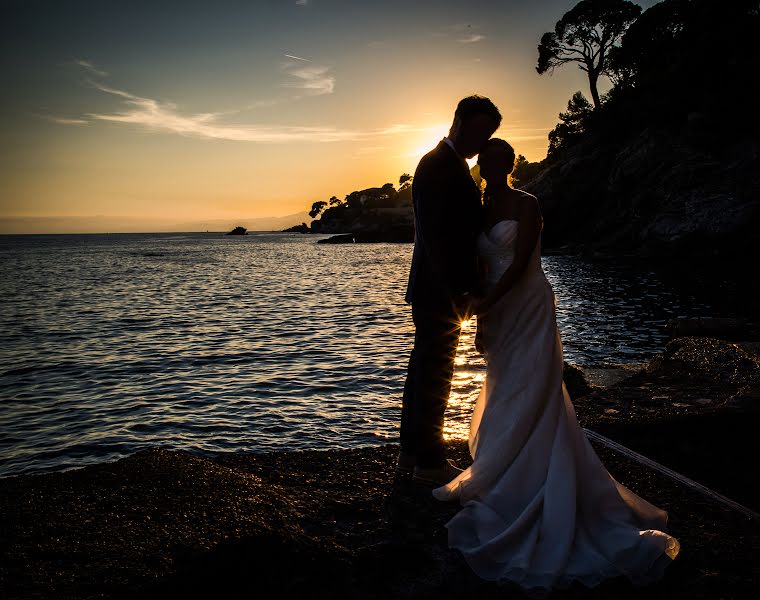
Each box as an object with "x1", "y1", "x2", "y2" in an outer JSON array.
[
  {"x1": 395, "y1": 450, "x2": 417, "y2": 475},
  {"x1": 413, "y1": 460, "x2": 463, "y2": 486}
]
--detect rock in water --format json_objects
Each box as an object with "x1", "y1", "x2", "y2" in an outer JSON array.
[
  {"x1": 226, "y1": 226, "x2": 247, "y2": 235},
  {"x1": 282, "y1": 223, "x2": 310, "y2": 233},
  {"x1": 317, "y1": 233, "x2": 355, "y2": 244}
]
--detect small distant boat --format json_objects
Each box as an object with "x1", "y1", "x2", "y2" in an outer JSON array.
[{"x1": 226, "y1": 226, "x2": 247, "y2": 235}]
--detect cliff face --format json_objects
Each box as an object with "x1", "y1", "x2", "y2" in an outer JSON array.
[{"x1": 523, "y1": 125, "x2": 760, "y2": 258}]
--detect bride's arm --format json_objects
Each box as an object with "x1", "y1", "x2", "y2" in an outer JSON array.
[{"x1": 475, "y1": 197, "x2": 543, "y2": 315}]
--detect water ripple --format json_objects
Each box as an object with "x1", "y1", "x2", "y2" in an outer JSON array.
[{"x1": 0, "y1": 233, "x2": 753, "y2": 476}]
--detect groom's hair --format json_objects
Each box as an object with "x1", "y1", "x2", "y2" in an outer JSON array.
[{"x1": 454, "y1": 95, "x2": 502, "y2": 126}]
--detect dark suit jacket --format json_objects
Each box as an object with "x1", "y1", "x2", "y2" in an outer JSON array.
[{"x1": 405, "y1": 140, "x2": 483, "y2": 306}]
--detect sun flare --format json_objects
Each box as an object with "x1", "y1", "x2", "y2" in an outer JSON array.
[
  {"x1": 407, "y1": 124, "x2": 480, "y2": 170},
  {"x1": 407, "y1": 124, "x2": 449, "y2": 160}
]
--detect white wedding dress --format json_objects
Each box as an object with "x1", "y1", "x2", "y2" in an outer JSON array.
[{"x1": 432, "y1": 219, "x2": 680, "y2": 595}]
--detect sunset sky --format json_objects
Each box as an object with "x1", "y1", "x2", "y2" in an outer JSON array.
[{"x1": 1, "y1": 0, "x2": 658, "y2": 233}]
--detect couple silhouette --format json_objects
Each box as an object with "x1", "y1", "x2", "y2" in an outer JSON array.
[{"x1": 398, "y1": 95, "x2": 679, "y2": 595}]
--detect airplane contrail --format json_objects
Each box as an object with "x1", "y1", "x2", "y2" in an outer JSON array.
[{"x1": 284, "y1": 54, "x2": 311, "y2": 62}]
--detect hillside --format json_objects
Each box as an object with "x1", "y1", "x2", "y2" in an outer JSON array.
[{"x1": 521, "y1": 0, "x2": 760, "y2": 259}]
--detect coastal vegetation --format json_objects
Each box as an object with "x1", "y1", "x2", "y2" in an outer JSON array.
[{"x1": 293, "y1": 174, "x2": 415, "y2": 242}]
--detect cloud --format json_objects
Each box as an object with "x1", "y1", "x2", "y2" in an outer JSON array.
[
  {"x1": 432, "y1": 24, "x2": 486, "y2": 43},
  {"x1": 282, "y1": 61, "x2": 335, "y2": 96},
  {"x1": 64, "y1": 81, "x2": 428, "y2": 143},
  {"x1": 74, "y1": 59, "x2": 109, "y2": 77},
  {"x1": 350, "y1": 145, "x2": 391, "y2": 159},
  {"x1": 457, "y1": 34, "x2": 485, "y2": 44},
  {"x1": 243, "y1": 98, "x2": 286, "y2": 110},
  {"x1": 41, "y1": 115, "x2": 89, "y2": 125},
  {"x1": 295, "y1": 0, "x2": 308, "y2": 5},
  {"x1": 54, "y1": 61, "x2": 437, "y2": 143}
]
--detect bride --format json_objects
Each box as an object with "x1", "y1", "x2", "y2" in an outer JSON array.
[{"x1": 432, "y1": 138, "x2": 680, "y2": 595}]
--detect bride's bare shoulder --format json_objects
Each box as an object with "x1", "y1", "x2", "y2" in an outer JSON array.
[
  {"x1": 508, "y1": 189, "x2": 541, "y2": 217},
  {"x1": 509, "y1": 188, "x2": 538, "y2": 201}
]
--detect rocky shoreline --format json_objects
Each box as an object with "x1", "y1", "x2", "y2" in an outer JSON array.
[
  {"x1": 2, "y1": 334, "x2": 759, "y2": 599},
  {"x1": 316, "y1": 226, "x2": 415, "y2": 244}
]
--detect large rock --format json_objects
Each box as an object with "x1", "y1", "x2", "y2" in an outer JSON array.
[
  {"x1": 563, "y1": 361, "x2": 598, "y2": 398},
  {"x1": 574, "y1": 336, "x2": 760, "y2": 425},
  {"x1": 665, "y1": 318, "x2": 759, "y2": 341}
]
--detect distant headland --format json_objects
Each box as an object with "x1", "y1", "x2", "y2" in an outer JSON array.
[{"x1": 283, "y1": 174, "x2": 416, "y2": 244}]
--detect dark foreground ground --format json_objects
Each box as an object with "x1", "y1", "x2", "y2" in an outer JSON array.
[{"x1": 1, "y1": 336, "x2": 759, "y2": 599}]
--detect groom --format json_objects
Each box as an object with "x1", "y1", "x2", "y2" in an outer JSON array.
[{"x1": 399, "y1": 95, "x2": 501, "y2": 485}]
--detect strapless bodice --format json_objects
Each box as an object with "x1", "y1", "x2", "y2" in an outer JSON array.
[{"x1": 477, "y1": 219, "x2": 543, "y2": 288}]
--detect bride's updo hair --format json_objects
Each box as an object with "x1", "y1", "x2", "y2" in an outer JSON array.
[{"x1": 482, "y1": 138, "x2": 516, "y2": 174}]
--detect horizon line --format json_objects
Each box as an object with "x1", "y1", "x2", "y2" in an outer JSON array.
[{"x1": 0, "y1": 229, "x2": 324, "y2": 236}]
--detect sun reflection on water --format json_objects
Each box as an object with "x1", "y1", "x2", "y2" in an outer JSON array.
[{"x1": 444, "y1": 318, "x2": 486, "y2": 442}]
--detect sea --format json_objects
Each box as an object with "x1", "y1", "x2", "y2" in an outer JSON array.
[{"x1": 0, "y1": 232, "x2": 752, "y2": 476}]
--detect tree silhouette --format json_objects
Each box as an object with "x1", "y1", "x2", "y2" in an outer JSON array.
[
  {"x1": 537, "y1": 0, "x2": 641, "y2": 109},
  {"x1": 399, "y1": 173, "x2": 413, "y2": 191},
  {"x1": 607, "y1": 0, "x2": 689, "y2": 91},
  {"x1": 328, "y1": 195, "x2": 342, "y2": 207},
  {"x1": 547, "y1": 91, "x2": 594, "y2": 159},
  {"x1": 309, "y1": 200, "x2": 328, "y2": 219},
  {"x1": 511, "y1": 155, "x2": 544, "y2": 188}
]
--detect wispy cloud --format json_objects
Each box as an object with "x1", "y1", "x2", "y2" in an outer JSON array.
[
  {"x1": 295, "y1": 0, "x2": 308, "y2": 5},
  {"x1": 38, "y1": 114, "x2": 89, "y2": 125},
  {"x1": 457, "y1": 34, "x2": 485, "y2": 44},
  {"x1": 282, "y1": 60, "x2": 335, "y2": 96},
  {"x1": 62, "y1": 80, "x2": 428, "y2": 143},
  {"x1": 55, "y1": 60, "x2": 436, "y2": 143},
  {"x1": 432, "y1": 24, "x2": 486, "y2": 43},
  {"x1": 243, "y1": 98, "x2": 286, "y2": 110},
  {"x1": 74, "y1": 59, "x2": 109, "y2": 77}
]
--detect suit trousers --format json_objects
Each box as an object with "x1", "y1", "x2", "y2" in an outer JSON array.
[{"x1": 400, "y1": 299, "x2": 463, "y2": 468}]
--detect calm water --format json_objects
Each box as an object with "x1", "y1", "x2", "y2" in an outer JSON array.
[{"x1": 0, "y1": 233, "x2": 751, "y2": 476}]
